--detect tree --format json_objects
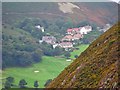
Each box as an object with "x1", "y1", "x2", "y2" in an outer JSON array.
[
  {"x1": 16, "y1": 52, "x2": 33, "y2": 67},
  {"x1": 19, "y1": 79, "x2": 27, "y2": 88},
  {"x1": 4, "y1": 80, "x2": 11, "y2": 89},
  {"x1": 53, "y1": 47, "x2": 63, "y2": 56},
  {"x1": 6, "y1": 77, "x2": 14, "y2": 84},
  {"x1": 3, "y1": 25, "x2": 7, "y2": 29},
  {"x1": 18, "y1": 18, "x2": 32, "y2": 29},
  {"x1": 32, "y1": 49, "x2": 42, "y2": 62},
  {"x1": 47, "y1": 24, "x2": 59, "y2": 34},
  {"x1": 44, "y1": 79, "x2": 52, "y2": 87},
  {"x1": 11, "y1": 27, "x2": 14, "y2": 30},
  {"x1": 64, "y1": 52, "x2": 71, "y2": 59},
  {"x1": 34, "y1": 81, "x2": 39, "y2": 88},
  {"x1": 74, "y1": 55, "x2": 79, "y2": 58},
  {"x1": 4, "y1": 77, "x2": 14, "y2": 89}
]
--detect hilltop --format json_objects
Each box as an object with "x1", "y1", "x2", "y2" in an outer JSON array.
[
  {"x1": 47, "y1": 23, "x2": 120, "y2": 88},
  {"x1": 2, "y1": 2, "x2": 118, "y2": 26}
]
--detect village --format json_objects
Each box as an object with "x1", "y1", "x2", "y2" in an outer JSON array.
[{"x1": 37, "y1": 25, "x2": 92, "y2": 51}]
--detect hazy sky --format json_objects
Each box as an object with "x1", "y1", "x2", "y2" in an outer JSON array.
[
  {"x1": 110, "y1": 0, "x2": 119, "y2": 3},
  {"x1": 2, "y1": 0, "x2": 115, "y2": 2}
]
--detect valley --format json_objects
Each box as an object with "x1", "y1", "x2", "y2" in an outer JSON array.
[
  {"x1": 1, "y1": 2, "x2": 118, "y2": 89},
  {"x1": 2, "y1": 44, "x2": 89, "y2": 88}
]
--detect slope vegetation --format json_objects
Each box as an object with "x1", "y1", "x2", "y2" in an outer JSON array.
[
  {"x1": 2, "y1": 2, "x2": 118, "y2": 26},
  {"x1": 47, "y1": 22, "x2": 120, "y2": 88},
  {"x1": 2, "y1": 24, "x2": 42, "y2": 68}
]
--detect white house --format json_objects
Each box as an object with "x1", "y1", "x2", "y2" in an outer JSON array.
[
  {"x1": 40, "y1": 27, "x2": 45, "y2": 32},
  {"x1": 79, "y1": 25, "x2": 92, "y2": 34},
  {"x1": 52, "y1": 43, "x2": 59, "y2": 49},
  {"x1": 39, "y1": 40, "x2": 43, "y2": 44},
  {"x1": 35, "y1": 25, "x2": 45, "y2": 32},
  {"x1": 35, "y1": 25, "x2": 41, "y2": 29}
]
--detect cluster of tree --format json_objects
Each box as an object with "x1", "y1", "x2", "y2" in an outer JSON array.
[
  {"x1": 15, "y1": 18, "x2": 46, "y2": 39},
  {"x1": 2, "y1": 49, "x2": 42, "y2": 68},
  {"x1": 3, "y1": 77, "x2": 40, "y2": 89},
  {"x1": 64, "y1": 52, "x2": 71, "y2": 59},
  {"x1": 2, "y1": 25, "x2": 43, "y2": 69},
  {"x1": 3, "y1": 77, "x2": 52, "y2": 89},
  {"x1": 16, "y1": 18, "x2": 102, "y2": 44},
  {"x1": 16, "y1": 18, "x2": 76, "y2": 38},
  {"x1": 41, "y1": 42, "x2": 64, "y2": 56}
]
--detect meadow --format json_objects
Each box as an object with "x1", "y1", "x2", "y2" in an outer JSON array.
[
  {"x1": 2, "y1": 44, "x2": 89, "y2": 88},
  {"x1": 2, "y1": 56, "x2": 71, "y2": 88},
  {"x1": 70, "y1": 44, "x2": 89, "y2": 59}
]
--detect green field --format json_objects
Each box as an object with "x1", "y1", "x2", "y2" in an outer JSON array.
[
  {"x1": 2, "y1": 44, "x2": 89, "y2": 88},
  {"x1": 2, "y1": 56, "x2": 71, "y2": 88},
  {"x1": 70, "y1": 44, "x2": 89, "y2": 59}
]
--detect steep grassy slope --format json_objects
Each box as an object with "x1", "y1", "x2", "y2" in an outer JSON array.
[
  {"x1": 47, "y1": 22, "x2": 120, "y2": 88},
  {"x1": 2, "y1": 2, "x2": 118, "y2": 26}
]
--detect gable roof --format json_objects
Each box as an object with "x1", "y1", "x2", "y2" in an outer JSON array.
[
  {"x1": 73, "y1": 34, "x2": 82, "y2": 38},
  {"x1": 65, "y1": 35, "x2": 73, "y2": 39},
  {"x1": 73, "y1": 28, "x2": 79, "y2": 31},
  {"x1": 67, "y1": 28, "x2": 73, "y2": 32},
  {"x1": 67, "y1": 28, "x2": 80, "y2": 32}
]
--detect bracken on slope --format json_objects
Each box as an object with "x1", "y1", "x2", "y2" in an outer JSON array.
[{"x1": 47, "y1": 22, "x2": 120, "y2": 89}]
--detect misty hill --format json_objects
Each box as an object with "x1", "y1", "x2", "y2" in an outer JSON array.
[
  {"x1": 47, "y1": 22, "x2": 120, "y2": 88},
  {"x1": 2, "y1": 2, "x2": 118, "y2": 26}
]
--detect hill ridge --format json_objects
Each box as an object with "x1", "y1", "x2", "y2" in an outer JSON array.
[{"x1": 2, "y1": 2, "x2": 118, "y2": 26}]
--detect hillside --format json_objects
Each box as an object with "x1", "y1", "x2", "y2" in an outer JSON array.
[
  {"x1": 2, "y1": 2, "x2": 118, "y2": 26},
  {"x1": 2, "y1": 24, "x2": 43, "y2": 68},
  {"x1": 47, "y1": 23, "x2": 120, "y2": 88}
]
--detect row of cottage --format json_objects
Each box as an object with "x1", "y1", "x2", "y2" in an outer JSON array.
[{"x1": 39, "y1": 25, "x2": 92, "y2": 49}]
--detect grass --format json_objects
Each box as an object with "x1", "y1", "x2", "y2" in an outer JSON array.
[
  {"x1": 2, "y1": 56, "x2": 71, "y2": 88},
  {"x1": 70, "y1": 44, "x2": 89, "y2": 59},
  {"x1": 2, "y1": 44, "x2": 89, "y2": 88}
]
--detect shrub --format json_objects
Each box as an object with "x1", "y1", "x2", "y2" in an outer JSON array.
[
  {"x1": 109, "y1": 40, "x2": 115, "y2": 46},
  {"x1": 74, "y1": 55, "x2": 79, "y2": 58},
  {"x1": 44, "y1": 79, "x2": 52, "y2": 87}
]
